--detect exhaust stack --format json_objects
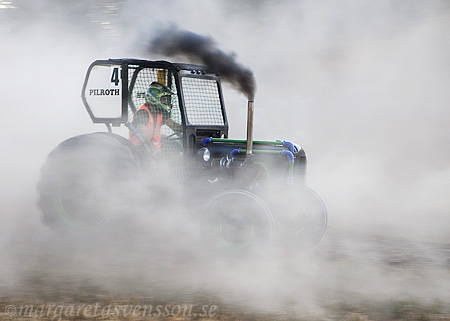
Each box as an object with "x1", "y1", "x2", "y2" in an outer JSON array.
[{"x1": 246, "y1": 100, "x2": 254, "y2": 155}]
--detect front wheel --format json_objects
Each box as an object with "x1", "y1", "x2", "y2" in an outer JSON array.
[
  {"x1": 200, "y1": 190, "x2": 274, "y2": 256},
  {"x1": 275, "y1": 186, "x2": 327, "y2": 249}
]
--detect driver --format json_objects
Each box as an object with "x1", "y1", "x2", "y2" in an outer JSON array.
[{"x1": 129, "y1": 81, "x2": 181, "y2": 149}]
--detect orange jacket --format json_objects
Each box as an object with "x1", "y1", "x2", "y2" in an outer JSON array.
[{"x1": 129, "y1": 104, "x2": 163, "y2": 148}]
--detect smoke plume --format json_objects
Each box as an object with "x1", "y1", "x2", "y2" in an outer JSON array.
[{"x1": 148, "y1": 25, "x2": 256, "y2": 100}]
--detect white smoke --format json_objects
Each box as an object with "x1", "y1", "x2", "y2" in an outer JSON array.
[{"x1": 1, "y1": 0, "x2": 450, "y2": 318}]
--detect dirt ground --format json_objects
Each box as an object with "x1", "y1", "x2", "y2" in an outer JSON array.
[
  {"x1": 1, "y1": 296, "x2": 450, "y2": 320},
  {"x1": 1, "y1": 230, "x2": 450, "y2": 321}
]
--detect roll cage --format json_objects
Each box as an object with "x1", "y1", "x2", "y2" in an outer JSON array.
[{"x1": 81, "y1": 59, "x2": 229, "y2": 150}]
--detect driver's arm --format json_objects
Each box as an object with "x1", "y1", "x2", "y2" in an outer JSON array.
[{"x1": 165, "y1": 118, "x2": 182, "y2": 133}]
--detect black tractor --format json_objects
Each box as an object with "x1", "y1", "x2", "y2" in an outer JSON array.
[{"x1": 37, "y1": 59, "x2": 327, "y2": 254}]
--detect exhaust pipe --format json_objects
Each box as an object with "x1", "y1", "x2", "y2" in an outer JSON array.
[{"x1": 246, "y1": 100, "x2": 254, "y2": 155}]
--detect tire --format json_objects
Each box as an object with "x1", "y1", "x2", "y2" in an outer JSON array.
[
  {"x1": 275, "y1": 186, "x2": 327, "y2": 249},
  {"x1": 37, "y1": 132, "x2": 144, "y2": 231},
  {"x1": 200, "y1": 190, "x2": 274, "y2": 256}
]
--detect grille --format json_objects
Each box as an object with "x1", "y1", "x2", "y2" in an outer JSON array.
[{"x1": 181, "y1": 77, "x2": 224, "y2": 126}]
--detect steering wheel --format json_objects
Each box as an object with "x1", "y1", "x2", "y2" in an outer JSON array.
[
  {"x1": 161, "y1": 132, "x2": 183, "y2": 154},
  {"x1": 164, "y1": 132, "x2": 183, "y2": 141}
]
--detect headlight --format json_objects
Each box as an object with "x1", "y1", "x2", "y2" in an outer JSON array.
[{"x1": 197, "y1": 147, "x2": 211, "y2": 162}]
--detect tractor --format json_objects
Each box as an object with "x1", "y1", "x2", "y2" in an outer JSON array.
[{"x1": 37, "y1": 59, "x2": 327, "y2": 254}]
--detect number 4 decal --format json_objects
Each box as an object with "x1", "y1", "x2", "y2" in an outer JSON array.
[{"x1": 111, "y1": 66, "x2": 121, "y2": 86}]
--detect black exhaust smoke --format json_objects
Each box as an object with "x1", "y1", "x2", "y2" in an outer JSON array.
[{"x1": 148, "y1": 26, "x2": 256, "y2": 100}]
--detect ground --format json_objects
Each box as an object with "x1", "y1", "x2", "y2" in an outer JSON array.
[{"x1": 1, "y1": 229, "x2": 449, "y2": 321}]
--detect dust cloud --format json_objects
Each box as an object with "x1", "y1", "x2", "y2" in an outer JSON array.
[{"x1": 1, "y1": 0, "x2": 450, "y2": 319}]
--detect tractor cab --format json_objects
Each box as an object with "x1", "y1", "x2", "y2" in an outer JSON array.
[{"x1": 82, "y1": 59, "x2": 229, "y2": 152}]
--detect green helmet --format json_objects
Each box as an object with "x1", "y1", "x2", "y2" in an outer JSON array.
[{"x1": 144, "y1": 82, "x2": 174, "y2": 117}]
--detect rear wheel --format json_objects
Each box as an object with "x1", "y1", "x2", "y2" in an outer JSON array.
[{"x1": 37, "y1": 133, "x2": 144, "y2": 231}]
